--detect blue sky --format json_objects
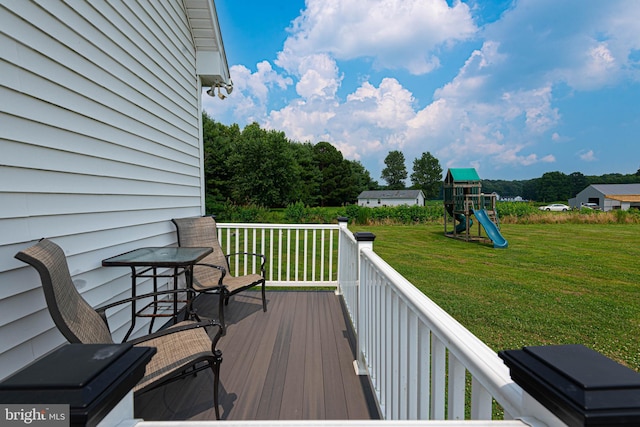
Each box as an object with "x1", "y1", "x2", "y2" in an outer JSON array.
[{"x1": 205, "y1": 0, "x2": 640, "y2": 182}]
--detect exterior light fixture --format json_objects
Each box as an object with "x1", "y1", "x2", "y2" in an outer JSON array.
[{"x1": 207, "y1": 80, "x2": 233, "y2": 99}]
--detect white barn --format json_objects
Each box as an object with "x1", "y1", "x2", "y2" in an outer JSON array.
[
  {"x1": 0, "y1": 0, "x2": 231, "y2": 380},
  {"x1": 357, "y1": 189, "x2": 425, "y2": 207},
  {"x1": 568, "y1": 184, "x2": 640, "y2": 211}
]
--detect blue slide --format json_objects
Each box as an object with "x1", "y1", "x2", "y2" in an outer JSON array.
[
  {"x1": 473, "y1": 209, "x2": 508, "y2": 249},
  {"x1": 446, "y1": 205, "x2": 473, "y2": 233}
]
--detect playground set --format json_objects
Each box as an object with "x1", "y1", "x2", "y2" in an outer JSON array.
[{"x1": 443, "y1": 168, "x2": 508, "y2": 249}]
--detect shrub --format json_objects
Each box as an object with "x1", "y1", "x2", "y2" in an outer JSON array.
[
  {"x1": 284, "y1": 201, "x2": 307, "y2": 223},
  {"x1": 496, "y1": 201, "x2": 538, "y2": 218},
  {"x1": 206, "y1": 199, "x2": 270, "y2": 222}
]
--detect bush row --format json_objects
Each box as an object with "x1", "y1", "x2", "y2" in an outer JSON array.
[{"x1": 207, "y1": 198, "x2": 640, "y2": 225}]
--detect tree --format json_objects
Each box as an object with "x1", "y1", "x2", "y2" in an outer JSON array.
[
  {"x1": 228, "y1": 122, "x2": 297, "y2": 207},
  {"x1": 313, "y1": 142, "x2": 353, "y2": 206},
  {"x1": 536, "y1": 171, "x2": 571, "y2": 202},
  {"x1": 289, "y1": 142, "x2": 322, "y2": 206},
  {"x1": 410, "y1": 152, "x2": 443, "y2": 199},
  {"x1": 349, "y1": 160, "x2": 378, "y2": 191},
  {"x1": 381, "y1": 150, "x2": 407, "y2": 190},
  {"x1": 202, "y1": 113, "x2": 239, "y2": 204},
  {"x1": 568, "y1": 172, "x2": 588, "y2": 198},
  {"x1": 341, "y1": 160, "x2": 378, "y2": 204}
]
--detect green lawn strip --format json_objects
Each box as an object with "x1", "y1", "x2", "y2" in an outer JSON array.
[{"x1": 351, "y1": 223, "x2": 640, "y2": 371}]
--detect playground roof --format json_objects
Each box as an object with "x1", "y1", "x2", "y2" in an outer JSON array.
[{"x1": 446, "y1": 168, "x2": 481, "y2": 182}]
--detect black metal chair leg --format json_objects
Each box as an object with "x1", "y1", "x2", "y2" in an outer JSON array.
[
  {"x1": 218, "y1": 292, "x2": 226, "y2": 336},
  {"x1": 213, "y1": 350, "x2": 223, "y2": 420}
]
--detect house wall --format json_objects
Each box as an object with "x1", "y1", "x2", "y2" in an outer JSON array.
[
  {"x1": 357, "y1": 191, "x2": 425, "y2": 207},
  {"x1": 0, "y1": 1, "x2": 207, "y2": 379},
  {"x1": 358, "y1": 197, "x2": 422, "y2": 207}
]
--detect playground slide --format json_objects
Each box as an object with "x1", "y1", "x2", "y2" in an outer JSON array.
[
  {"x1": 455, "y1": 213, "x2": 472, "y2": 233},
  {"x1": 446, "y1": 205, "x2": 473, "y2": 233},
  {"x1": 473, "y1": 209, "x2": 508, "y2": 249}
]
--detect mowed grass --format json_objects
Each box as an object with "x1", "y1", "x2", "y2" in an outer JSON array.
[{"x1": 351, "y1": 222, "x2": 640, "y2": 371}]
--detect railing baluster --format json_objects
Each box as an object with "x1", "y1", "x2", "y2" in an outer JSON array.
[
  {"x1": 312, "y1": 229, "x2": 317, "y2": 281},
  {"x1": 329, "y1": 229, "x2": 334, "y2": 281},
  {"x1": 407, "y1": 311, "x2": 419, "y2": 420},
  {"x1": 303, "y1": 229, "x2": 308, "y2": 281},
  {"x1": 286, "y1": 229, "x2": 291, "y2": 282},
  {"x1": 431, "y1": 336, "x2": 446, "y2": 419},
  {"x1": 261, "y1": 228, "x2": 265, "y2": 277},
  {"x1": 278, "y1": 228, "x2": 283, "y2": 282},
  {"x1": 383, "y1": 283, "x2": 392, "y2": 419},
  {"x1": 243, "y1": 228, "x2": 248, "y2": 275},
  {"x1": 399, "y1": 300, "x2": 408, "y2": 420},
  {"x1": 295, "y1": 229, "x2": 299, "y2": 281},
  {"x1": 418, "y1": 322, "x2": 430, "y2": 420},
  {"x1": 234, "y1": 227, "x2": 240, "y2": 274},
  {"x1": 448, "y1": 352, "x2": 466, "y2": 420},
  {"x1": 391, "y1": 292, "x2": 400, "y2": 419},
  {"x1": 269, "y1": 229, "x2": 274, "y2": 282},
  {"x1": 252, "y1": 228, "x2": 257, "y2": 274},
  {"x1": 320, "y1": 229, "x2": 325, "y2": 282},
  {"x1": 471, "y1": 377, "x2": 493, "y2": 420},
  {"x1": 225, "y1": 228, "x2": 231, "y2": 268}
]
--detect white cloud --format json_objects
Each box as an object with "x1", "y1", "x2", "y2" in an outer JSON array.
[
  {"x1": 204, "y1": 62, "x2": 292, "y2": 124},
  {"x1": 280, "y1": 0, "x2": 477, "y2": 75},
  {"x1": 267, "y1": 77, "x2": 417, "y2": 160},
  {"x1": 206, "y1": 0, "x2": 640, "y2": 180},
  {"x1": 483, "y1": 0, "x2": 640, "y2": 91},
  {"x1": 579, "y1": 150, "x2": 597, "y2": 162},
  {"x1": 294, "y1": 54, "x2": 342, "y2": 99}
]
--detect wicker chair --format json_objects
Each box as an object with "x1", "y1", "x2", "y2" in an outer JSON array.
[
  {"x1": 15, "y1": 238, "x2": 224, "y2": 420},
  {"x1": 172, "y1": 216, "x2": 267, "y2": 331}
]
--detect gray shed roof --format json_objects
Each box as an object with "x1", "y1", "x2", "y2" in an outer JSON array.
[
  {"x1": 589, "y1": 184, "x2": 640, "y2": 195},
  {"x1": 358, "y1": 190, "x2": 424, "y2": 199}
]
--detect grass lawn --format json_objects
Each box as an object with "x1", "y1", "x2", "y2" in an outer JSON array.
[{"x1": 351, "y1": 222, "x2": 640, "y2": 371}]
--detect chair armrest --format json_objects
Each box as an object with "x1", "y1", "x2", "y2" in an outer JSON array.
[
  {"x1": 127, "y1": 319, "x2": 224, "y2": 347},
  {"x1": 193, "y1": 262, "x2": 227, "y2": 286},
  {"x1": 224, "y1": 252, "x2": 266, "y2": 276}
]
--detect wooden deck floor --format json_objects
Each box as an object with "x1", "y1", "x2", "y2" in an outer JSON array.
[{"x1": 135, "y1": 291, "x2": 380, "y2": 421}]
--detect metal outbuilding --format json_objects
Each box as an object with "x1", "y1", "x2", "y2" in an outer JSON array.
[{"x1": 568, "y1": 184, "x2": 640, "y2": 211}]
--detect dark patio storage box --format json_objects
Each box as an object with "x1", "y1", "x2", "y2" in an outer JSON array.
[
  {"x1": 0, "y1": 343, "x2": 154, "y2": 427},
  {"x1": 499, "y1": 344, "x2": 640, "y2": 426}
]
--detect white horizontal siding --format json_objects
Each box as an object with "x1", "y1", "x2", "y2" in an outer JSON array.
[{"x1": 0, "y1": 0, "x2": 211, "y2": 379}]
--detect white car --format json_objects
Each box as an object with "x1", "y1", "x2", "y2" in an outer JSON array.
[
  {"x1": 581, "y1": 203, "x2": 601, "y2": 210},
  {"x1": 538, "y1": 204, "x2": 570, "y2": 211}
]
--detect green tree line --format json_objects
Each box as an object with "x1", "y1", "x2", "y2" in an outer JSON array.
[
  {"x1": 204, "y1": 114, "x2": 640, "y2": 208},
  {"x1": 203, "y1": 114, "x2": 378, "y2": 209},
  {"x1": 483, "y1": 170, "x2": 640, "y2": 202}
]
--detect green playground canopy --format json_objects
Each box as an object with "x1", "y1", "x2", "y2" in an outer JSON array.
[{"x1": 445, "y1": 168, "x2": 481, "y2": 183}]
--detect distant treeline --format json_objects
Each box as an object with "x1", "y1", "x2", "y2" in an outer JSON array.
[
  {"x1": 204, "y1": 114, "x2": 640, "y2": 207},
  {"x1": 483, "y1": 171, "x2": 640, "y2": 202},
  {"x1": 203, "y1": 114, "x2": 377, "y2": 211}
]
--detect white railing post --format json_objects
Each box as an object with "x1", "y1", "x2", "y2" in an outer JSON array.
[
  {"x1": 353, "y1": 231, "x2": 375, "y2": 376},
  {"x1": 336, "y1": 217, "x2": 349, "y2": 296}
]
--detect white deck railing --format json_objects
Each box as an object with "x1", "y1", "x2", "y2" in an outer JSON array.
[
  {"x1": 136, "y1": 221, "x2": 563, "y2": 426},
  {"x1": 358, "y1": 246, "x2": 524, "y2": 420},
  {"x1": 216, "y1": 222, "x2": 340, "y2": 286}
]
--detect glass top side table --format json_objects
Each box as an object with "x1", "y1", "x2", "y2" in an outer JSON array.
[{"x1": 102, "y1": 246, "x2": 213, "y2": 340}]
